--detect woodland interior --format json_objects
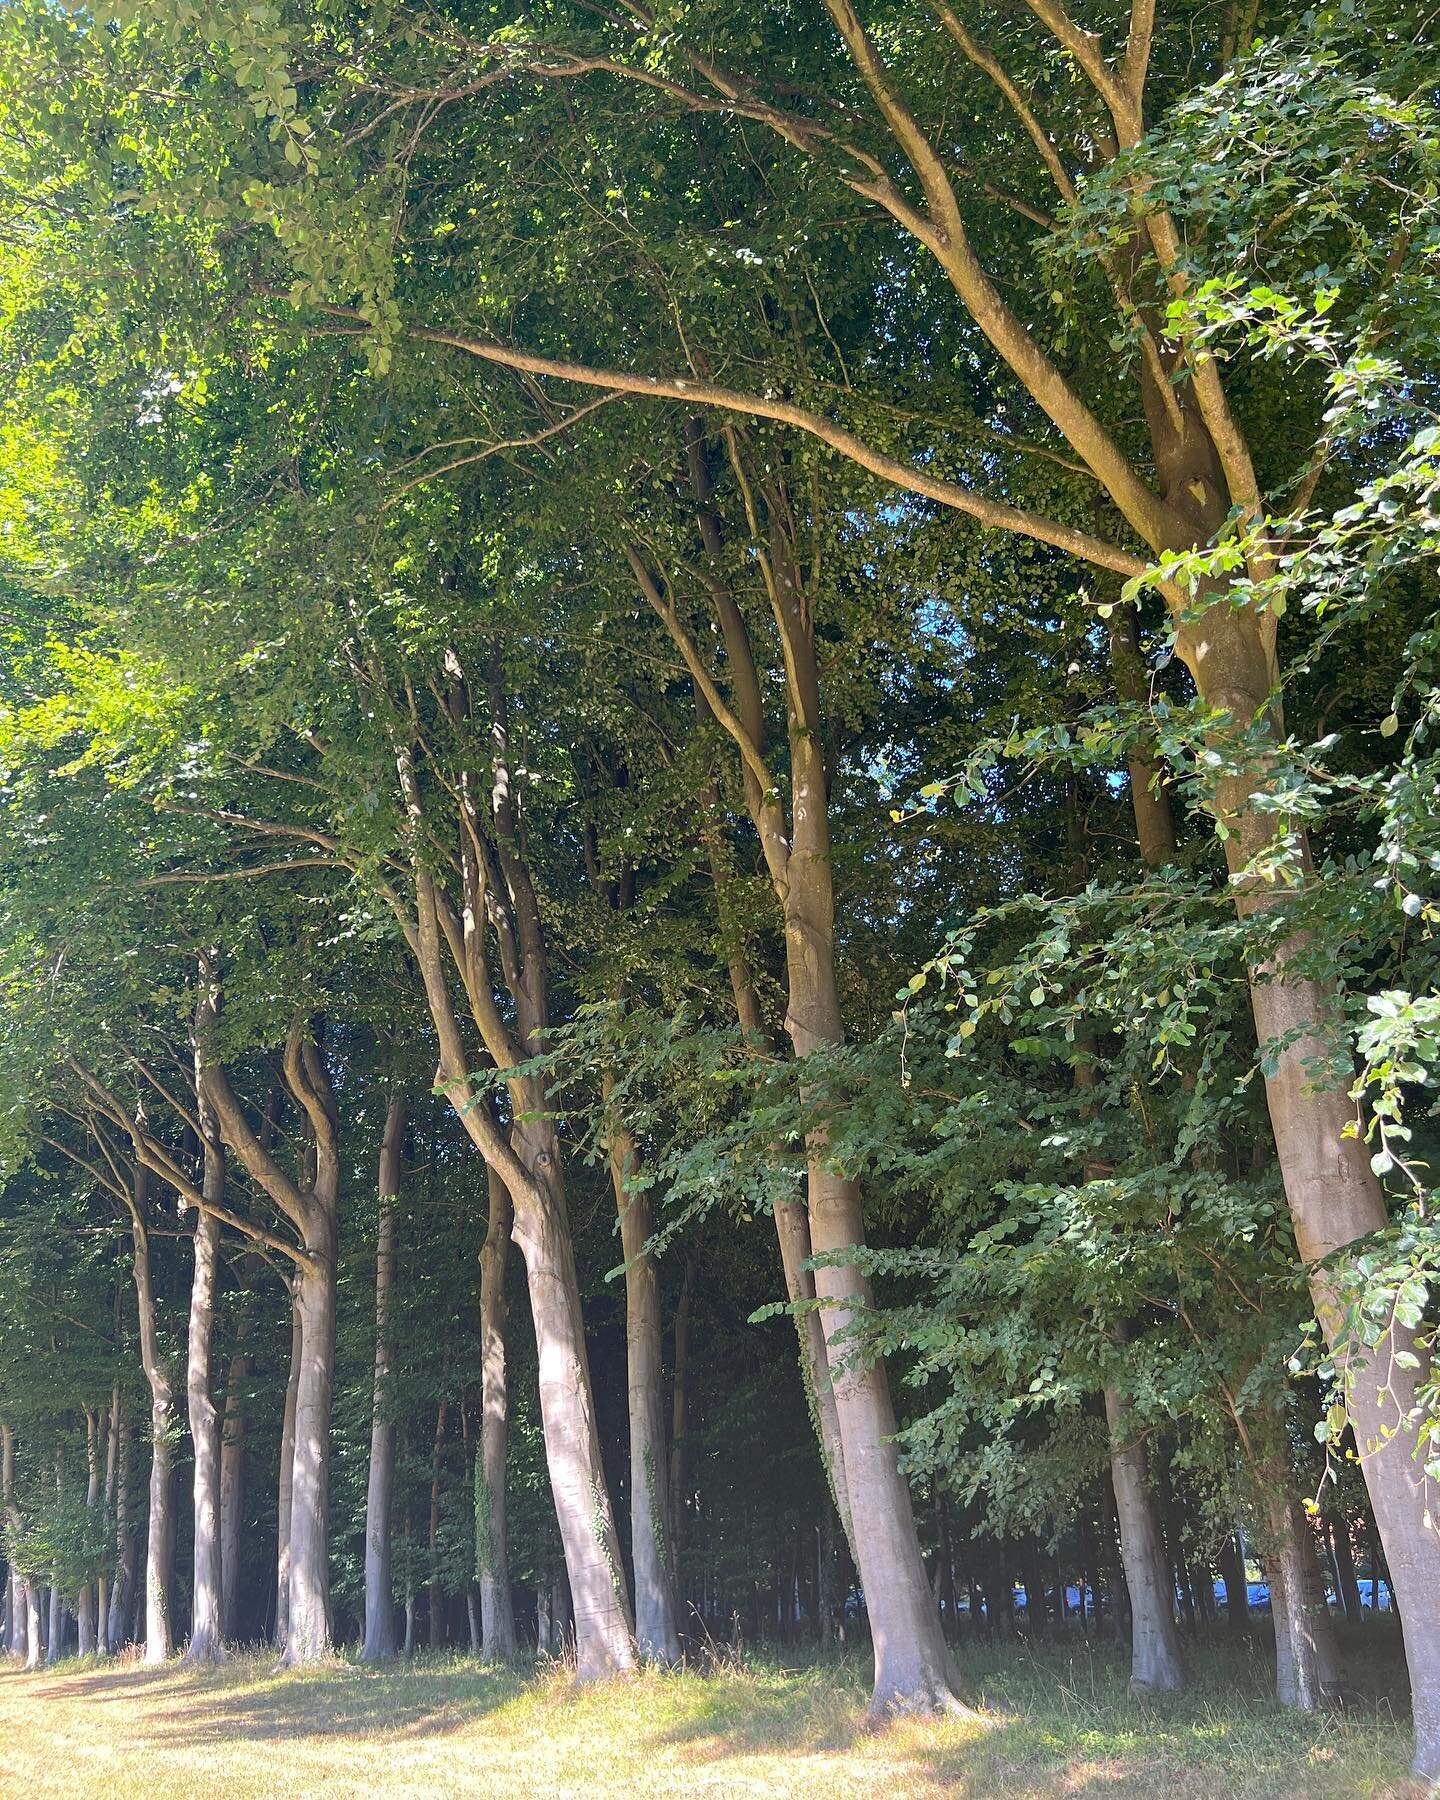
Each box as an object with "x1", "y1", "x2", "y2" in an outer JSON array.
[{"x1": 0, "y1": 1, "x2": 1437, "y2": 1796}]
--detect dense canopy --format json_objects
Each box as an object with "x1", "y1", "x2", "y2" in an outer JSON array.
[{"x1": 0, "y1": 0, "x2": 1437, "y2": 1785}]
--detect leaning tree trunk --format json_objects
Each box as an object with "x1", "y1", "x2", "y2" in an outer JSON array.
[
  {"x1": 184, "y1": 1106, "x2": 226, "y2": 1665},
  {"x1": 509, "y1": 1111, "x2": 636, "y2": 1680},
  {"x1": 1182, "y1": 601, "x2": 1440, "y2": 1774},
  {"x1": 604, "y1": 1092, "x2": 681, "y2": 1665},
  {"x1": 1104, "y1": 1386, "x2": 1187, "y2": 1693},
  {"x1": 362, "y1": 1095, "x2": 405, "y2": 1663},
  {"x1": 275, "y1": 1284, "x2": 302, "y2": 1652},
  {"x1": 129, "y1": 1169, "x2": 175, "y2": 1664},
  {"x1": 477, "y1": 1166, "x2": 516, "y2": 1661}
]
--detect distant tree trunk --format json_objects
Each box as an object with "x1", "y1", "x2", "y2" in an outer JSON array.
[
  {"x1": 1331, "y1": 1515, "x2": 1364, "y2": 1623},
  {"x1": 77, "y1": 1409, "x2": 100, "y2": 1655},
  {"x1": 667, "y1": 1249, "x2": 696, "y2": 1569},
  {"x1": 184, "y1": 1089, "x2": 226, "y2": 1665},
  {"x1": 536, "y1": 1583, "x2": 552, "y2": 1655},
  {"x1": 1217, "y1": 1531, "x2": 1249, "y2": 1633},
  {"x1": 275, "y1": 1284, "x2": 302, "y2": 1651},
  {"x1": 604, "y1": 1090, "x2": 680, "y2": 1665},
  {"x1": 108, "y1": 1409, "x2": 135, "y2": 1652},
  {"x1": 219, "y1": 1278, "x2": 258, "y2": 1642},
  {"x1": 129, "y1": 1167, "x2": 175, "y2": 1664},
  {"x1": 362, "y1": 1094, "x2": 405, "y2": 1663},
  {"x1": 1104, "y1": 1385, "x2": 1186, "y2": 1693},
  {"x1": 24, "y1": 1578, "x2": 42, "y2": 1669},
  {"x1": 428, "y1": 1396, "x2": 448, "y2": 1648},
  {"x1": 477, "y1": 1166, "x2": 516, "y2": 1661}
]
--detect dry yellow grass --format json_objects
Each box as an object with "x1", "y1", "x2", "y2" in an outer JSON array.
[{"x1": 0, "y1": 1639, "x2": 1422, "y2": 1799}]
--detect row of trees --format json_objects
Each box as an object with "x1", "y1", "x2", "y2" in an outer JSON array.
[{"x1": 0, "y1": 0, "x2": 1436, "y2": 1778}]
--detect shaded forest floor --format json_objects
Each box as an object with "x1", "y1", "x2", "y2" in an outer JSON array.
[{"x1": 0, "y1": 1631, "x2": 1422, "y2": 1798}]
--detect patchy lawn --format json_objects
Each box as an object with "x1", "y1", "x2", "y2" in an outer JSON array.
[{"x1": 0, "y1": 1634, "x2": 1422, "y2": 1798}]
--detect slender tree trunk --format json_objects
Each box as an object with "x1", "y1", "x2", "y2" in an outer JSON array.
[
  {"x1": 362, "y1": 1096, "x2": 405, "y2": 1662},
  {"x1": 1104, "y1": 1385, "x2": 1187, "y2": 1692},
  {"x1": 1181, "y1": 602, "x2": 1440, "y2": 1775},
  {"x1": 477, "y1": 1166, "x2": 516, "y2": 1661},
  {"x1": 605, "y1": 1093, "x2": 680, "y2": 1664},
  {"x1": 667, "y1": 1249, "x2": 696, "y2": 1572},
  {"x1": 1217, "y1": 1531, "x2": 1249, "y2": 1633},
  {"x1": 219, "y1": 1299, "x2": 256, "y2": 1642},
  {"x1": 183, "y1": 1102, "x2": 226, "y2": 1664},
  {"x1": 24, "y1": 1578, "x2": 42, "y2": 1669},
  {"x1": 1331, "y1": 1516, "x2": 1364, "y2": 1623},
  {"x1": 428, "y1": 1396, "x2": 448, "y2": 1648},
  {"x1": 129, "y1": 1169, "x2": 175, "y2": 1664},
  {"x1": 108, "y1": 1410, "x2": 134, "y2": 1652},
  {"x1": 275, "y1": 1284, "x2": 302, "y2": 1652},
  {"x1": 1, "y1": 1423, "x2": 24, "y2": 1663},
  {"x1": 76, "y1": 1410, "x2": 100, "y2": 1655}
]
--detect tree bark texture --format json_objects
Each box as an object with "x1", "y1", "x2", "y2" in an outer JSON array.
[
  {"x1": 477, "y1": 1166, "x2": 516, "y2": 1660},
  {"x1": 362, "y1": 1094, "x2": 405, "y2": 1663},
  {"x1": 1103, "y1": 1386, "x2": 1187, "y2": 1693},
  {"x1": 183, "y1": 1097, "x2": 226, "y2": 1665},
  {"x1": 605, "y1": 1095, "x2": 681, "y2": 1664}
]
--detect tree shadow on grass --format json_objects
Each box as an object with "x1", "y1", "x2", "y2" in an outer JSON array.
[{"x1": 15, "y1": 1655, "x2": 529, "y2": 1748}]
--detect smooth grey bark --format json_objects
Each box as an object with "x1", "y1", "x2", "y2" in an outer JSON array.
[
  {"x1": 107, "y1": 1409, "x2": 135, "y2": 1652},
  {"x1": 128, "y1": 1167, "x2": 175, "y2": 1664},
  {"x1": 1103, "y1": 1385, "x2": 1187, "y2": 1693},
  {"x1": 477, "y1": 1165, "x2": 516, "y2": 1661},
  {"x1": 275, "y1": 1286, "x2": 301, "y2": 1650},
  {"x1": 655, "y1": 485, "x2": 961, "y2": 1716},
  {"x1": 219, "y1": 1327, "x2": 252, "y2": 1641},
  {"x1": 183, "y1": 1092, "x2": 226, "y2": 1665},
  {"x1": 605, "y1": 1098, "x2": 680, "y2": 1665},
  {"x1": 1268, "y1": 1492, "x2": 1341, "y2": 1709},
  {"x1": 2, "y1": 1423, "x2": 24, "y2": 1663},
  {"x1": 1178, "y1": 598, "x2": 1440, "y2": 1777},
  {"x1": 362, "y1": 1094, "x2": 406, "y2": 1663},
  {"x1": 398, "y1": 710, "x2": 636, "y2": 1680},
  {"x1": 203, "y1": 1019, "x2": 341, "y2": 1667},
  {"x1": 76, "y1": 1410, "x2": 100, "y2": 1655},
  {"x1": 24, "y1": 1578, "x2": 41, "y2": 1669}
]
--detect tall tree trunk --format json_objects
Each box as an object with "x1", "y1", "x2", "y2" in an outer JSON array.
[
  {"x1": 107, "y1": 1409, "x2": 134, "y2": 1652},
  {"x1": 604, "y1": 1091, "x2": 681, "y2": 1664},
  {"x1": 183, "y1": 1096, "x2": 226, "y2": 1665},
  {"x1": 398, "y1": 714, "x2": 637, "y2": 1682},
  {"x1": 24, "y1": 1578, "x2": 41, "y2": 1669},
  {"x1": 279, "y1": 1206, "x2": 337, "y2": 1667},
  {"x1": 428, "y1": 1396, "x2": 448, "y2": 1648},
  {"x1": 1179, "y1": 600, "x2": 1440, "y2": 1774},
  {"x1": 477, "y1": 1166, "x2": 516, "y2": 1661},
  {"x1": 275, "y1": 1284, "x2": 302, "y2": 1652},
  {"x1": 219, "y1": 1280, "x2": 257, "y2": 1642},
  {"x1": 362, "y1": 1094, "x2": 405, "y2": 1663},
  {"x1": 509, "y1": 1110, "x2": 636, "y2": 1680},
  {"x1": 1, "y1": 1423, "x2": 24, "y2": 1663},
  {"x1": 129, "y1": 1168, "x2": 175, "y2": 1664},
  {"x1": 1104, "y1": 1385, "x2": 1187, "y2": 1692}
]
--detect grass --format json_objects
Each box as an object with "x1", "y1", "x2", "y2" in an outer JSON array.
[{"x1": 0, "y1": 1631, "x2": 1425, "y2": 1798}]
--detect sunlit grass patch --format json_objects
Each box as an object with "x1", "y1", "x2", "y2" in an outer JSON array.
[{"x1": 0, "y1": 1637, "x2": 1419, "y2": 1798}]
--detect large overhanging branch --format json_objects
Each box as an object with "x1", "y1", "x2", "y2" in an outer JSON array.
[{"x1": 401, "y1": 325, "x2": 1148, "y2": 579}]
